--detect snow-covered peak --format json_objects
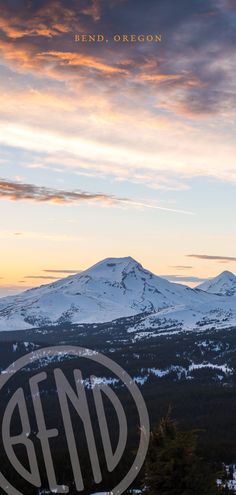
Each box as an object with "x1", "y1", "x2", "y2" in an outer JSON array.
[
  {"x1": 198, "y1": 271, "x2": 236, "y2": 296},
  {"x1": 0, "y1": 256, "x2": 214, "y2": 330},
  {"x1": 81, "y1": 256, "x2": 145, "y2": 279}
]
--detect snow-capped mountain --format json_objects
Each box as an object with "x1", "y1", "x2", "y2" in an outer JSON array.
[
  {"x1": 0, "y1": 256, "x2": 216, "y2": 331},
  {"x1": 198, "y1": 271, "x2": 236, "y2": 296},
  {"x1": 0, "y1": 258, "x2": 236, "y2": 332}
]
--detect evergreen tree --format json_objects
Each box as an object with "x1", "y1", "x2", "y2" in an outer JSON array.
[{"x1": 144, "y1": 412, "x2": 219, "y2": 495}]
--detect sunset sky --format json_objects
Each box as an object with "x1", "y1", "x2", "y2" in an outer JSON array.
[{"x1": 0, "y1": 0, "x2": 236, "y2": 296}]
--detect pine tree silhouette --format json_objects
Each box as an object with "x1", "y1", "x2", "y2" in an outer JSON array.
[{"x1": 144, "y1": 410, "x2": 220, "y2": 495}]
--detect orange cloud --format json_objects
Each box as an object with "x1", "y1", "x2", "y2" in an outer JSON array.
[
  {"x1": 0, "y1": 37, "x2": 129, "y2": 81},
  {"x1": 140, "y1": 74, "x2": 182, "y2": 83},
  {"x1": 0, "y1": 178, "x2": 125, "y2": 206},
  {"x1": 0, "y1": 2, "x2": 74, "y2": 39},
  {"x1": 0, "y1": 19, "x2": 70, "y2": 39},
  {"x1": 139, "y1": 73, "x2": 203, "y2": 89},
  {"x1": 0, "y1": 40, "x2": 31, "y2": 67},
  {"x1": 39, "y1": 50, "x2": 129, "y2": 75}
]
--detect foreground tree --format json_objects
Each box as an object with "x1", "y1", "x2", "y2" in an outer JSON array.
[{"x1": 144, "y1": 412, "x2": 219, "y2": 495}]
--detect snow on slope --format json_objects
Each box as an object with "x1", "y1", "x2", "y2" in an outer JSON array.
[
  {"x1": 0, "y1": 256, "x2": 216, "y2": 331},
  {"x1": 198, "y1": 271, "x2": 236, "y2": 296},
  {"x1": 127, "y1": 299, "x2": 236, "y2": 339}
]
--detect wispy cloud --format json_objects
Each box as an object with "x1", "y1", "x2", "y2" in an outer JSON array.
[
  {"x1": 0, "y1": 178, "x2": 192, "y2": 214},
  {"x1": 39, "y1": 50, "x2": 129, "y2": 76},
  {"x1": 162, "y1": 275, "x2": 207, "y2": 283},
  {"x1": 1, "y1": 89, "x2": 235, "y2": 191},
  {"x1": 187, "y1": 254, "x2": 236, "y2": 262},
  {"x1": 0, "y1": 177, "x2": 126, "y2": 206},
  {"x1": 120, "y1": 200, "x2": 194, "y2": 215},
  {"x1": 170, "y1": 266, "x2": 193, "y2": 270},
  {"x1": 24, "y1": 275, "x2": 59, "y2": 280},
  {"x1": 43, "y1": 269, "x2": 81, "y2": 274}
]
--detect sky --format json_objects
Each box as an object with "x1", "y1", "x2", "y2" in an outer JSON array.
[{"x1": 0, "y1": 0, "x2": 236, "y2": 296}]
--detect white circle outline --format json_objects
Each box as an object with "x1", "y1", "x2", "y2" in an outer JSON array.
[{"x1": 0, "y1": 346, "x2": 150, "y2": 495}]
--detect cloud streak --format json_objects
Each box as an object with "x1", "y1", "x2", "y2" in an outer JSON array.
[
  {"x1": 43, "y1": 269, "x2": 81, "y2": 273},
  {"x1": 120, "y1": 199, "x2": 194, "y2": 215},
  {"x1": 0, "y1": 177, "x2": 125, "y2": 206},
  {"x1": 187, "y1": 254, "x2": 236, "y2": 262},
  {"x1": 162, "y1": 274, "x2": 207, "y2": 283},
  {"x1": 39, "y1": 50, "x2": 129, "y2": 75},
  {"x1": 0, "y1": 178, "x2": 192, "y2": 214},
  {"x1": 170, "y1": 266, "x2": 193, "y2": 270},
  {"x1": 24, "y1": 275, "x2": 59, "y2": 280}
]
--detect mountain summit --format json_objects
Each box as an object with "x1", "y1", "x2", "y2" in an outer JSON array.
[
  {"x1": 198, "y1": 271, "x2": 236, "y2": 296},
  {"x1": 0, "y1": 256, "x2": 210, "y2": 331}
]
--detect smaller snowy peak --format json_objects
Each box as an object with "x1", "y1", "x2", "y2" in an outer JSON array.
[{"x1": 198, "y1": 271, "x2": 236, "y2": 296}]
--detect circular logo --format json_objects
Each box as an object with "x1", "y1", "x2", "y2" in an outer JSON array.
[{"x1": 0, "y1": 346, "x2": 150, "y2": 495}]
